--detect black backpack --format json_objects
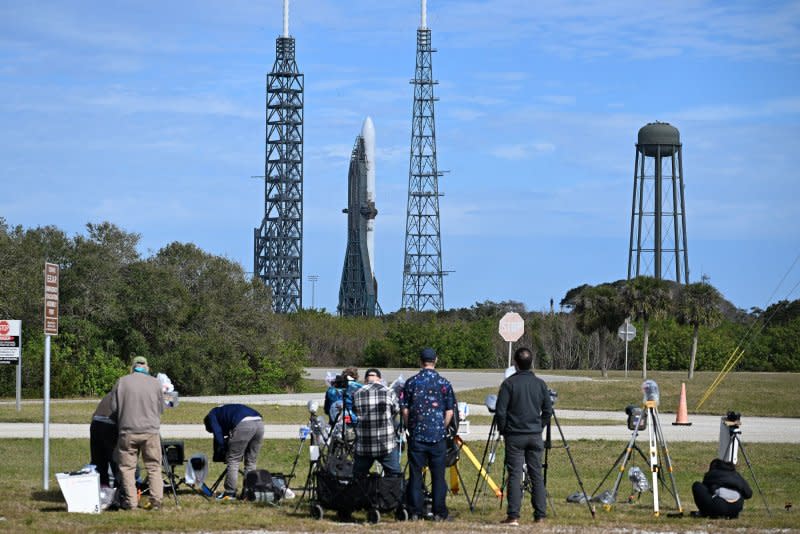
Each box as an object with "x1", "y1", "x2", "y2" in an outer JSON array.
[{"x1": 243, "y1": 469, "x2": 283, "y2": 504}]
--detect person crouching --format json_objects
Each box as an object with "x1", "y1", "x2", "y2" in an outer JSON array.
[{"x1": 203, "y1": 404, "x2": 264, "y2": 499}]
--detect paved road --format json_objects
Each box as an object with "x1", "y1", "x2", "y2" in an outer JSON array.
[
  {"x1": 2, "y1": 413, "x2": 796, "y2": 443},
  {"x1": 2, "y1": 368, "x2": 796, "y2": 443}
]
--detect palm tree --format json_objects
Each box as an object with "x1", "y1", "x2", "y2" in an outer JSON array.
[
  {"x1": 566, "y1": 283, "x2": 627, "y2": 377},
  {"x1": 623, "y1": 276, "x2": 674, "y2": 379},
  {"x1": 676, "y1": 282, "x2": 722, "y2": 379}
]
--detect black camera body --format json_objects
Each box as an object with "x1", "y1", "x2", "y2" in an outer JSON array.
[
  {"x1": 332, "y1": 374, "x2": 349, "y2": 389},
  {"x1": 548, "y1": 389, "x2": 558, "y2": 405},
  {"x1": 625, "y1": 404, "x2": 647, "y2": 431}
]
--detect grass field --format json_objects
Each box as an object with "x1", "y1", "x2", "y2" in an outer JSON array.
[
  {"x1": 0, "y1": 437, "x2": 797, "y2": 533},
  {"x1": 458, "y1": 371, "x2": 800, "y2": 417}
]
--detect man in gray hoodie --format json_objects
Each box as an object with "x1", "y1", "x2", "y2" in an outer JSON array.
[{"x1": 110, "y1": 356, "x2": 164, "y2": 510}]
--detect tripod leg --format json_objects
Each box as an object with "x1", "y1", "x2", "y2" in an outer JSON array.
[
  {"x1": 471, "y1": 418, "x2": 497, "y2": 510},
  {"x1": 608, "y1": 418, "x2": 643, "y2": 504},
  {"x1": 210, "y1": 466, "x2": 227, "y2": 494},
  {"x1": 552, "y1": 412, "x2": 595, "y2": 518},
  {"x1": 735, "y1": 437, "x2": 772, "y2": 517},
  {"x1": 647, "y1": 406, "x2": 660, "y2": 516},
  {"x1": 651, "y1": 407, "x2": 683, "y2": 514},
  {"x1": 288, "y1": 437, "x2": 307, "y2": 480},
  {"x1": 159, "y1": 438, "x2": 180, "y2": 507},
  {"x1": 542, "y1": 422, "x2": 557, "y2": 517}
]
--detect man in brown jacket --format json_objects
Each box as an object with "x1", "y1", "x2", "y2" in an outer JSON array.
[{"x1": 110, "y1": 356, "x2": 165, "y2": 510}]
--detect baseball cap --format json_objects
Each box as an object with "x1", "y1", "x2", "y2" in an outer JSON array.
[
  {"x1": 420, "y1": 347, "x2": 437, "y2": 362},
  {"x1": 132, "y1": 356, "x2": 148, "y2": 367}
]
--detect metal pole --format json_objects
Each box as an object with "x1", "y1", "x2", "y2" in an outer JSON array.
[
  {"x1": 43, "y1": 334, "x2": 51, "y2": 489},
  {"x1": 16, "y1": 327, "x2": 22, "y2": 412},
  {"x1": 507, "y1": 341, "x2": 512, "y2": 368},
  {"x1": 624, "y1": 338, "x2": 629, "y2": 378}
]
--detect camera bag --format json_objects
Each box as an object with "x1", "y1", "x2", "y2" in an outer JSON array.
[{"x1": 243, "y1": 469, "x2": 283, "y2": 504}]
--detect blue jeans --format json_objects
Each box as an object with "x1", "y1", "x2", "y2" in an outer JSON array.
[
  {"x1": 504, "y1": 432, "x2": 546, "y2": 520},
  {"x1": 407, "y1": 438, "x2": 448, "y2": 518},
  {"x1": 353, "y1": 447, "x2": 401, "y2": 477}
]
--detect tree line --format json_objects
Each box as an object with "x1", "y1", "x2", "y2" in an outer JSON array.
[{"x1": 0, "y1": 220, "x2": 797, "y2": 398}]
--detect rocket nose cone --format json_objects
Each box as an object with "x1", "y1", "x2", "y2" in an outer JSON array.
[{"x1": 361, "y1": 116, "x2": 375, "y2": 138}]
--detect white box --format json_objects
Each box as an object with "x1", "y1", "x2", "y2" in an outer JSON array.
[{"x1": 56, "y1": 471, "x2": 101, "y2": 513}]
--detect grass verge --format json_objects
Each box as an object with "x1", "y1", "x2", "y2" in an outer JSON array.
[
  {"x1": 0, "y1": 437, "x2": 796, "y2": 533},
  {"x1": 457, "y1": 371, "x2": 800, "y2": 417}
]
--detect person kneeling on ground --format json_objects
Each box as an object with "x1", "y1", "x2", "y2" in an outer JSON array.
[
  {"x1": 692, "y1": 458, "x2": 752, "y2": 518},
  {"x1": 352, "y1": 368, "x2": 402, "y2": 477},
  {"x1": 204, "y1": 404, "x2": 265, "y2": 499}
]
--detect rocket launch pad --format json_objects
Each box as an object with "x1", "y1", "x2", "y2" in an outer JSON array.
[{"x1": 338, "y1": 117, "x2": 380, "y2": 316}]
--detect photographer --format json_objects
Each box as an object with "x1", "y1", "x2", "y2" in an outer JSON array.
[
  {"x1": 402, "y1": 348, "x2": 455, "y2": 522},
  {"x1": 692, "y1": 458, "x2": 752, "y2": 518},
  {"x1": 323, "y1": 367, "x2": 363, "y2": 425},
  {"x1": 203, "y1": 404, "x2": 264, "y2": 499},
  {"x1": 495, "y1": 347, "x2": 553, "y2": 526},
  {"x1": 110, "y1": 356, "x2": 165, "y2": 511},
  {"x1": 352, "y1": 368, "x2": 401, "y2": 477}
]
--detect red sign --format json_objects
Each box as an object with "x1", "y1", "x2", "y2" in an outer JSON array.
[
  {"x1": 44, "y1": 262, "x2": 59, "y2": 336},
  {"x1": 0, "y1": 321, "x2": 8, "y2": 336}
]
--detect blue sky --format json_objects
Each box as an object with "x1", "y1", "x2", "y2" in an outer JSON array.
[{"x1": 2, "y1": 0, "x2": 799, "y2": 314}]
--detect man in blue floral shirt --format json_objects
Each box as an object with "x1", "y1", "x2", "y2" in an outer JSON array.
[{"x1": 402, "y1": 347, "x2": 455, "y2": 521}]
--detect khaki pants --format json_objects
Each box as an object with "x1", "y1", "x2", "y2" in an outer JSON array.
[{"x1": 118, "y1": 432, "x2": 163, "y2": 508}]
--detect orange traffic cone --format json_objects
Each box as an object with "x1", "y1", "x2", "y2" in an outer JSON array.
[{"x1": 672, "y1": 382, "x2": 692, "y2": 426}]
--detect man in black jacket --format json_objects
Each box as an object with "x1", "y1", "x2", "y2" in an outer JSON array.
[
  {"x1": 495, "y1": 347, "x2": 553, "y2": 526},
  {"x1": 692, "y1": 458, "x2": 752, "y2": 518}
]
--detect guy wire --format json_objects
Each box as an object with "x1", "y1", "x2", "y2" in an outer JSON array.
[{"x1": 696, "y1": 251, "x2": 800, "y2": 410}]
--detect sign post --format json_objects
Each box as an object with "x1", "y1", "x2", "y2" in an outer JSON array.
[
  {"x1": 43, "y1": 262, "x2": 59, "y2": 490},
  {"x1": 0, "y1": 319, "x2": 22, "y2": 411},
  {"x1": 499, "y1": 312, "x2": 525, "y2": 368},
  {"x1": 617, "y1": 318, "x2": 637, "y2": 378}
]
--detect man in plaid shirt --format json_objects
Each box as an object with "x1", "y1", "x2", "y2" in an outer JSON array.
[{"x1": 352, "y1": 368, "x2": 401, "y2": 476}]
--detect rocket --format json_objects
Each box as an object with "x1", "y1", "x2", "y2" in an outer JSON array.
[
  {"x1": 338, "y1": 117, "x2": 380, "y2": 316},
  {"x1": 362, "y1": 116, "x2": 376, "y2": 276}
]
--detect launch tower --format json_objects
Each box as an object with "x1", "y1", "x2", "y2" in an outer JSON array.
[
  {"x1": 254, "y1": 0, "x2": 304, "y2": 313},
  {"x1": 402, "y1": 0, "x2": 445, "y2": 311},
  {"x1": 627, "y1": 122, "x2": 690, "y2": 284}
]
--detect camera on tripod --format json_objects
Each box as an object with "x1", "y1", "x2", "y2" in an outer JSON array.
[
  {"x1": 331, "y1": 374, "x2": 349, "y2": 389},
  {"x1": 625, "y1": 404, "x2": 647, "y2": 431},
  {"x1": 724, "y1": 411, "x2": 742, "y2": 428},
  {"x1": 548, "y1": 389, "x2": 558, "y2": 405},
  {"x1": 719, "y1": 410, "x2": 743, "y2": 464}
]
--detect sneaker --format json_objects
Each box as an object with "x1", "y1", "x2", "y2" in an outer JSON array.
[
  {"x1": 216, "y1": 491, "x2": 236, "y2": 501},
  {"x1": 534, "y1": 517, "x2": 546, "y2": 524},
  {"x1": 283, "y1": 487, "x2": 296, "y2": 500},
  {"x1": 500, "y1": 517, "x2": 519, "y2": 526},
  {"x1": 139, "y1": 500, "x2": 153, "y2": 510},
  {"x1": 433, "y1": 514, "x2": 452, "y2": 522}
]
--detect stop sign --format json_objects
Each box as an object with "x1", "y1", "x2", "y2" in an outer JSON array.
[{"x1": 499, "y1": 312, "x2": 525, "y2": 342}]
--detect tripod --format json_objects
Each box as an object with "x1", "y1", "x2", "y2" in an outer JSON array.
[
  {"x1": 543, "y1": 410, "x2": 595, "y2": 518},
  {"x1": 720, "y1": 421, "x2": 771, "y2": 516},
  {"x1": 593, "y1": 401, "x2": 682, "y2": 516},
  {"x1": 470, "y1": 416, "x2": 505, "y2": 510},
  {"x1": 293, "y1": 411, "x2": 330, "y2": 511}
]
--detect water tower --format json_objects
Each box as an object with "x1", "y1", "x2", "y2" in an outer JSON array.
[{"x1": 627, "y1": 122, "x2": 690, "y2": 284}]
